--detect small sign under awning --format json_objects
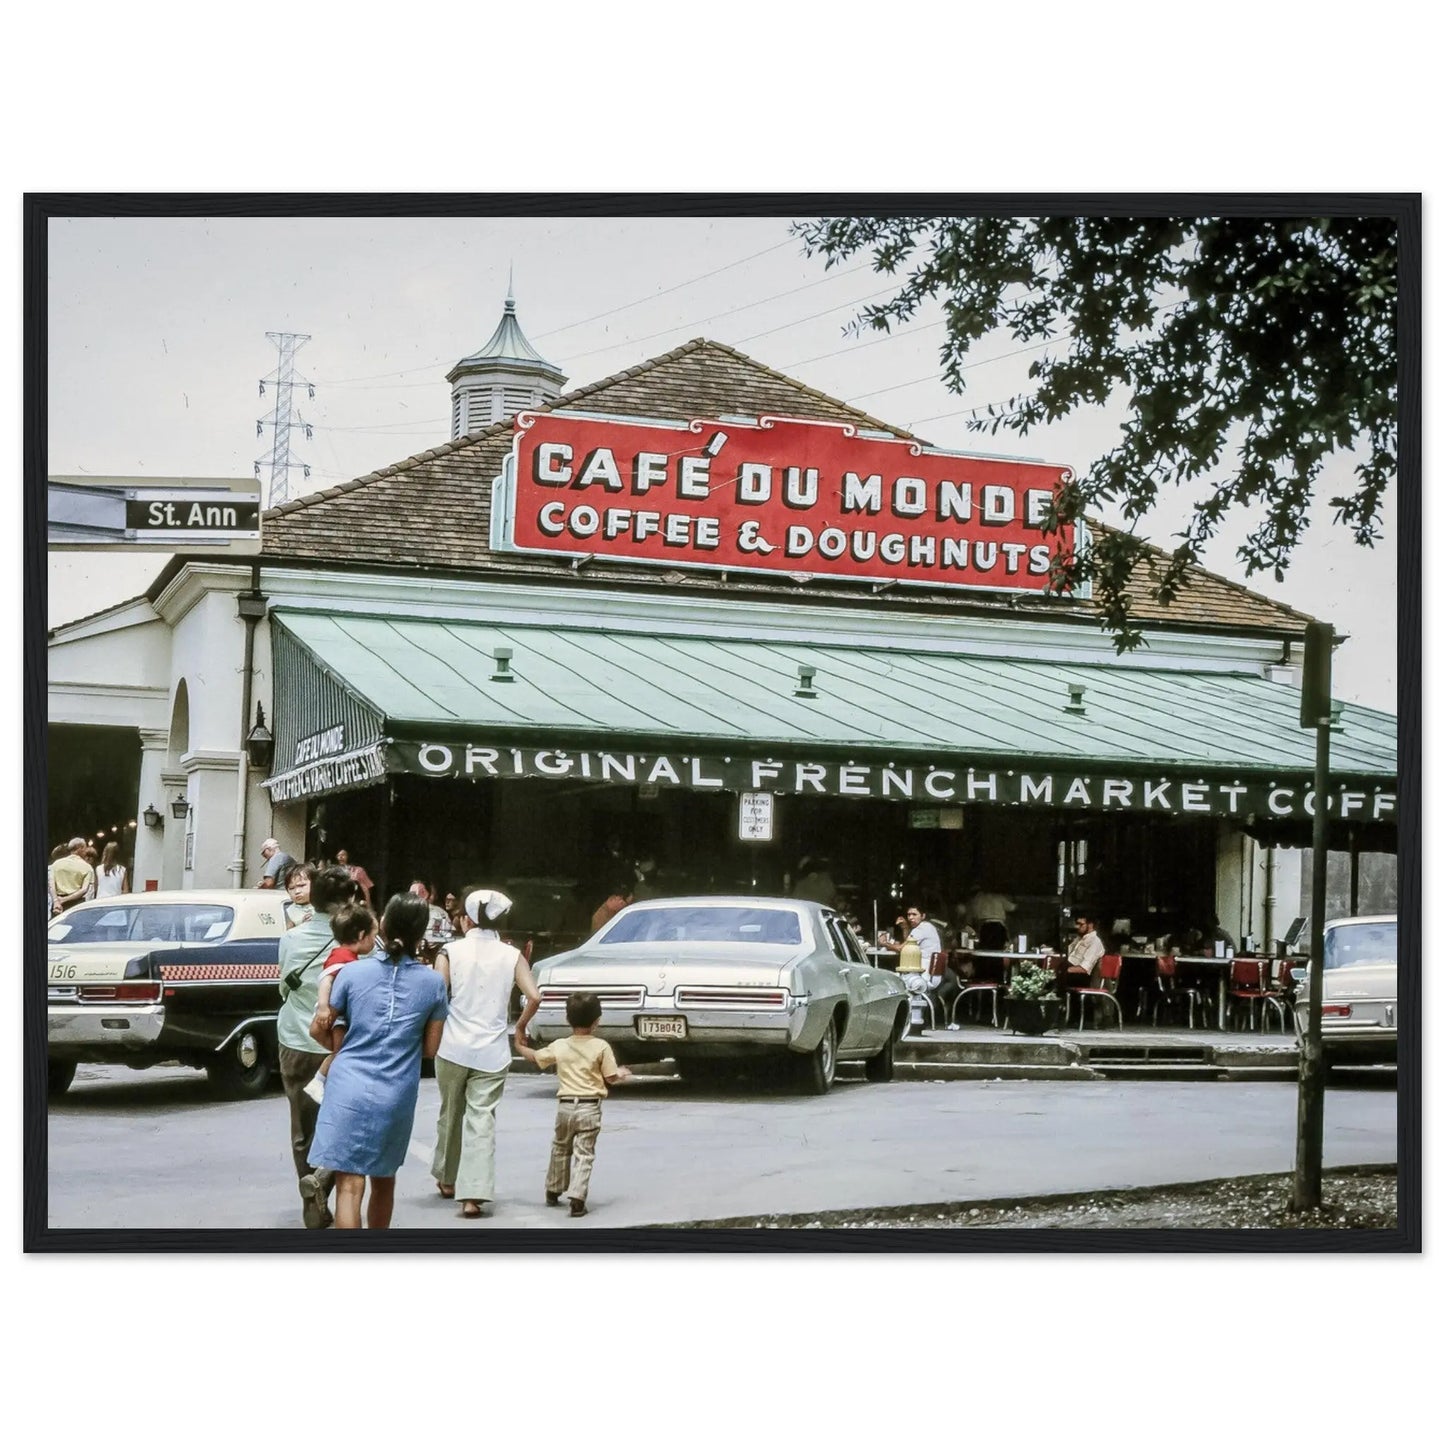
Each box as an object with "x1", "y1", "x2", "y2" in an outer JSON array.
[{"x1": 738, "y1": 792, "x2": 775, "y2": 841}]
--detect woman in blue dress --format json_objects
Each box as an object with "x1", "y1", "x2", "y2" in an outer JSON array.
[{"x1": 309, "y1": 893, "x2": 448, "y2": 1229}]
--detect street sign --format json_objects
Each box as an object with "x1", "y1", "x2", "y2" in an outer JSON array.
[
  {"x1": 738, "y1": 791, "x2": 775, "y2": 841},
  {"x1": 1299, "y1": 620, "x2": 1333, "y2": 727},
  {"x1": 123, "y1": 496, "x2": 261, "y2": 533},
  {"x1": 48, "y1": 477, "x2": 263, "y2": 552}
]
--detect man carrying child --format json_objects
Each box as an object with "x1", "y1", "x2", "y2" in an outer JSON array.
[
  {"x1": 304, "y1": 902, "x2": 379, "y2": 1103},
  {"x1": 276, "y1": 864, "x2": 364, "y2": 1229}
]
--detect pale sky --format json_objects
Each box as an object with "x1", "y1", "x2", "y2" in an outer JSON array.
[{"x1": 46, "y1": 214, "x2": 1398, "y2": 707}]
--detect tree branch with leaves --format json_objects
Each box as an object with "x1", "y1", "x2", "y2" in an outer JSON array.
[{"x1": 793, "y1": 215, "x2": 1397, "y2": 651}]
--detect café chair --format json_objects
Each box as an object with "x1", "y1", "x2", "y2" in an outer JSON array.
[
  {"x1": 916, "y1": 951, "x2": 951, "y2": 1030},
  {"x1": 952, "y1": 951, "x2": 1005, "y2": 1028},
  {"x1": 1044, "y1": 953, "x2": 1071, "y2": 981},
  {"x1": 1226, "y1": 958, "x2": 1269, "y2": 1030},
  {"x1": 1256, "y1": 957, "x2": 1293, "y2": 1033},
  {"x1": 1144, "y1": 954, "x2": 1206, "y2": 1030},
  {"x1": 1069, "y1": 953, "x2": 1124, "y2": 1030}
]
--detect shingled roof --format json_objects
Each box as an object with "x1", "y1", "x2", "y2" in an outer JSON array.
[{"x1": 260, "y1": 337, "x2": 1316, "y2": 639}]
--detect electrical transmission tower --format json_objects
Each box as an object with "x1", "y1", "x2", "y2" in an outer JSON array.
[{"x1": 256, "y1": 332, "x2": 314, "y2": 506}]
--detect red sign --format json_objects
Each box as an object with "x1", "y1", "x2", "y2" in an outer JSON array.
[{"x1": 498, "y1": 412, "x2": 1076, "y2": 593}]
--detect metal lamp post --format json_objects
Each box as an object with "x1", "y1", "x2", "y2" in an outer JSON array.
[{"x1": 1293, "y1": 621, "x2": 1332, "y2": 1213}]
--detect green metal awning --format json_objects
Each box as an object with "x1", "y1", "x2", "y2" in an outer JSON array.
[{"x1": 263, "y1": 609, "x2": 1397, "y2": 827}]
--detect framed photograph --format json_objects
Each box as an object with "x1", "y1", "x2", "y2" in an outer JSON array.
[{"x1": 25, "y1": 194, "x2": 1419, "y2": 1253}]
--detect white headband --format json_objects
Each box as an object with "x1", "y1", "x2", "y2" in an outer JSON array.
[{"x1": 465, "y1": 888, "x2": 513, "y2": 924}]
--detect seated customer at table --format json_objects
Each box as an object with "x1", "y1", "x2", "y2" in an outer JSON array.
[
  {"x1": 1204, "y1": 913, "x2": 1236, "y2": 951},
  {"x1": 1166, "y1": 922, "x2": 1204, "y2": 955},
  {"x1": 1065, "y1": 910, "x2": 1105, "y2": 987},
  {"x1": 1167, "y1": 918, "x2": 1235, "y2": 957},
  {"x1": 878, "y1": 903, "x2": 957, "y2": 1012}
]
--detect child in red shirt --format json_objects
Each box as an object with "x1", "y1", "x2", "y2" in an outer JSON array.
[{"x1": 303, "y1": 903, "x2": 377, "y2": 1105}]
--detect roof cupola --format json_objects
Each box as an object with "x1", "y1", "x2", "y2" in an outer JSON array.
[{"x1": 447, "y1": 279, "x2": 567, "y2": 438}]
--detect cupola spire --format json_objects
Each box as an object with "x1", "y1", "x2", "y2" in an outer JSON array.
[{"x1": 447, "y1": 284, "x2": 566, "y2": 438}]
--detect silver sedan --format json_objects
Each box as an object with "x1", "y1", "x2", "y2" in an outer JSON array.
[
  {"x1": 530, "y1": 897, "x2": 910, "y2": 1093},
  {"x1": 1293, "y1": 914, "x2": 1398, "y2": 1063}
]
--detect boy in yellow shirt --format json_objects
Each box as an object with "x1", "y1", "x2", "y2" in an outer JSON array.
[{"x1": 515, "y1": 991, "x2": 631, "y2": 1217}]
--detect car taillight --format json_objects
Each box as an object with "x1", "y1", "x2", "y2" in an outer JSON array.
[
  {"x1": 1321, "y1": 1004, "x2": 1353, "y2": 1018},
  {"x1": 77, "y1": 982, "x2": 163, "y2": 1004}
]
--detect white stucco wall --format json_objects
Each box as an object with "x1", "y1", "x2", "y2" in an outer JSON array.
[
  {"x1": 48, "y1": 598, "x2": 171, "y2": 729},
  {"x1": 47, "y1": 564, "x2": 284, "y2": 889}
]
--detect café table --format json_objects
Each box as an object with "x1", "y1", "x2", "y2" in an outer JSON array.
[
  {"x1": 1168, "y1": 954, "x2": 1237, "y2": 1030},
  {"x1": 961, "y1": 949, "x2": 1053, "y2": 980},
  {"x1": 954, "y1": 950, "x2": 1059, "y2": 1023}
]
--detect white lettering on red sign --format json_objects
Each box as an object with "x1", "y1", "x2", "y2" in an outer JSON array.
[{"x1": 505, "y1": 413, "x2": 1074, "y2": 594}]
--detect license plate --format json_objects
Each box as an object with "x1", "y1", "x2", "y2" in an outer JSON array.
[{"x1": 637, "y1": 1015, "x2": 687, "y2": 1040}]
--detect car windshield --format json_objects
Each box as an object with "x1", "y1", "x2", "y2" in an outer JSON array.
[
  {"x1": 49, "y1": 903, "x2": 236, "y2": 946},
  {"x1": 1323, "y1": 920, "x2": 1396, "y2": 970},
  {"x1": 600, "y1": 906, "x2": 803, "y2": 946}
]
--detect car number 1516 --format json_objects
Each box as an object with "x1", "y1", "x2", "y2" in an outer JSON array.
[{"x1": 50, "y1": 963, "x2": 78, "y2": 980}]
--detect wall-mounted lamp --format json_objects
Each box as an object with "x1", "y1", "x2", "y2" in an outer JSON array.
[
  {"x1": 170, "y1": 791, "x2": 191, "y2": 821},
  {"x1": 245, "y1": 702, "x2": 274, "y2": 770},
  {"x1": 142, "y1": 805, "x2": 163, "y2": 830},
  {"x1": 795, "y1": 664, "x2": 818, "y2": 699},
  {"x1": 491, "y1": 646, "x2": 515, "y2": 683},
  {"x1": 1065, "y1": 683, "x2": 1086, "y2": 714}
]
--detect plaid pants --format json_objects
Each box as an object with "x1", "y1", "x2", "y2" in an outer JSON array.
[{"x1": 545, "y1": 1098, "x2": 602, "y2": 1202}]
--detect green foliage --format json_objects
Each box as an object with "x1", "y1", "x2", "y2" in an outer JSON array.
[
  {"x1": 1005, "y1": 960, "x2": 1058, "y2": 1000},
  {"x1": 792, "y1": 216, "x2": 1398, "y2": 650}
]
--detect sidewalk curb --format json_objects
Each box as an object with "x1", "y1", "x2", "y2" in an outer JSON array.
[{"x1": 655, "y1": 1163, "x2": 1398, "y2": 1230}]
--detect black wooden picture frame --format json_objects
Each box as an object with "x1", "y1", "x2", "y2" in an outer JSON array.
[{"x1": 22, "y1": 191, "x2": 1421, "y2": 1254}]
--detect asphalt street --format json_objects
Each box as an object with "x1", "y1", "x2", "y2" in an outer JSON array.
[{"x1": 45, "y1": 1064, "x2": 1398, "y2": 1231}]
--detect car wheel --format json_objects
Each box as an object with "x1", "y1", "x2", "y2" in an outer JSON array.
[
  {"x1": 864, "y1": 1025, "x2": 896, "y2": 1083},
  {"x1": 206, "y1": 1028, "x2": 273, "y2": 1098},
  {"x1": 47, "y1": 1059, "x2": 77, "y2": 1099},
  {"x1": 796, "y1": 1017, "x2": 837, "y2": 1095}
]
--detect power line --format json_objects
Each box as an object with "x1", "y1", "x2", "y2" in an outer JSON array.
[
  {"x1": 908, "y1": 390, "x2": 1042, "y2": 430},
  {"x1": 728, "y1": 283, "x2": 903, "y2": 348},
  {"x1": 316, "y1": 377, "x2": 446, "y2": 392},
  {"x1": 780, "y1": 318, "x2": 946, "y2": 370},
  {"x1": 530, "y1": 236, "x2": 798, "y2": 341},
  {"x1": 843, "y1": 338, "x2": 1059, "y2": 404},
  {"x1": 314, "y1": 237, "x2": 802, "y2": 387},
  {"x1": 556, "y1": 262, "x2": 880, "y2": 367},
  {"x1": 312, "y1": 418, "x2": 449, "y2": 433}
]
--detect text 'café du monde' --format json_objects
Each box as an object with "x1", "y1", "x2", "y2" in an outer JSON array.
[
  {"x1": 46, "y1": 308, "x2": 1398, "y2": 952},
  {"x1": 502, "y1": 411, "x2": 1073, "y2": 583}
]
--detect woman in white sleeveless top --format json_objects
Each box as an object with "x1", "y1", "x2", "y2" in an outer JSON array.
[
  {"x1": 430, "y1": 888, "x2": 541, "y2": 1219},
  {"x1": 95, "y1": 842, "x2": 128, "y2": 898}
]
